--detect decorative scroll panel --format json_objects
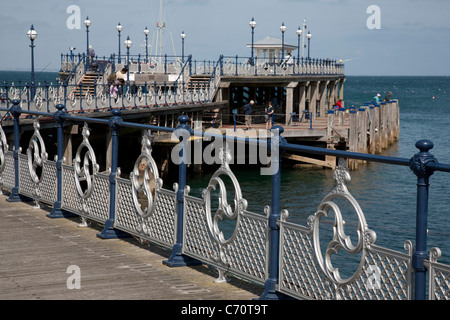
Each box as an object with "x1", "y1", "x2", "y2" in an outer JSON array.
[
  {"x1": 279, "y1": 159, "x2": 413, "y2": 300},
  {"x1": 182, "y1": 146, "x2": 269, "y2": 284},
  {"x1": 114, "y1": 132, "x2": 177, "y2": 248}
]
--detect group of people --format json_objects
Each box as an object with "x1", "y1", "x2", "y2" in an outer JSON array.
[
  {"x1": 373, "y1": 92, "x2": 393, "y2": 104},
  {"x1": 243, "y1": 100, "x2": 275, "y2": 130},
  {"x1": 107, "y1": 67, "x2": 128, "y2": 98}
]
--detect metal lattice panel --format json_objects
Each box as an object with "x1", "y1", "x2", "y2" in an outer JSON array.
[
  {"x1": 116, "y1": 179, "x2": 141, "y2": 232},
  {"x1": 427, "y1": 247, "x2": 450, "y2": 300},
  {"x1": 340, "y1": 243, "x2": 412, "y2": 300},
  {"x1": 279, "y1": 219, "x2": 335, "y2": 300},
  {"x1": 1, "y1": 151, "x2": 15, "y2": 190},
  {"x1": 17, "y1": 151, "x2": 57, "y2": 205},
  {"x1": 222, "y1": 210, "x2": 269, "y2": 284},
  {"x1": 61, "y1": 164, "x2": 82, "y2": 213},
  {"x1": 61, "y1": 166, "x2": 110, "y2": 222},
  {"x1": 84, "y1": 173, "x2": 110, "y2": 222},
  {"x1": 18, "y1": 153, "x2": 35, "y2": 198},
  {"x1": 115, "y1": 178, "x2": 177, "y2": 248},
  {"x1": 38, "y1": 161, "x2": 57, "y2": 204},
  {"x1": 143, "y1": 188, "x2": 177, "y2": 247},
  {"x1": 183, "y1": 194, "x2": 215, "y2": 261}
]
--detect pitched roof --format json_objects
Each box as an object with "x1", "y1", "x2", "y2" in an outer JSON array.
[{"x1": 247, "y1": 36, "x2": 298, "y2": 50}]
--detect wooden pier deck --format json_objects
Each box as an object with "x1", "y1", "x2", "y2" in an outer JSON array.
[
  {"x1": 0, "y1": 193, "x2": 260, "y2": 300},
  {"x1": 220, "y1": 116, "x2": 337, "y2": 139}
]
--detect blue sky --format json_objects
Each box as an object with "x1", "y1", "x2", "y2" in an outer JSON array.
[{"x1": 1, "y1": 0, "x2": 449, "y2": 75}]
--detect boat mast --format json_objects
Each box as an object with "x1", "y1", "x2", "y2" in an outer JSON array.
[
  {"x1": 156, "y1": 0, "x2": 165, "y2": 67},
  {"x1": 302, "y1": 18, "x2": 307, "y2": 59}
]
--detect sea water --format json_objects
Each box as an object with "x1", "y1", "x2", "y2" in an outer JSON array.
[{"x1": 187, "y1": 76, "x2": 450, "y2": 267}]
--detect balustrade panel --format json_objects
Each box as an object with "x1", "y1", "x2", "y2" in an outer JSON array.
[{"x1": 426, "y1": 248, "x2": 450, "y2": 300}]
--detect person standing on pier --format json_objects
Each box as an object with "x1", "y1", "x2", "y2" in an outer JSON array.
[
  {"x1": 384, "y1": 91, "x2": 392, "y2": 102},
  {"x1": 88, "y1": 45, "x2": 95, "y2": 65},
  {"x1": 373, "y1": 93, "x2": 381, "y2": 104},
  {"x1": 244, "y1": 100, "x2": 254, "y2": 130},
  {"x1": 265, "y1": 101, "x2": 274, "y2": 129}
]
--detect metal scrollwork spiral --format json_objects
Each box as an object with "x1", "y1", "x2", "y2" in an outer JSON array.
[
  {"x1": 203, "y1": 145, "x2": 248, "y2": 268},
  {"x1": 0, "y1": 123, "x2": 9, "y2": 183},
  {"x1": 27, "y1": 119, "x2": 47, "y2": 185},
  {"x1": 311, "y1": 158, "x2": 377, "y2": 287},
  {"x1": 130, "y1": 131, "x2": 162, "y2": 219},
  {"x1": 73, "y1": 123, "x2": 99, "y2": 210}
]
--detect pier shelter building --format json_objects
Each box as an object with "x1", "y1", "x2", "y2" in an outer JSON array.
[{"x1": 246, "y1": 36, "x2": 298, "y2": 63}]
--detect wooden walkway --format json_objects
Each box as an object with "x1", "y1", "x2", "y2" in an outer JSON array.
[{"x1": 0, "y1": 193, "x2": 260, "y2": 300}]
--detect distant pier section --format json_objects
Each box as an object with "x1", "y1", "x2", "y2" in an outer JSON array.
[{"x1": 0, "y1": 35, "x2": 398, "y2": 169}]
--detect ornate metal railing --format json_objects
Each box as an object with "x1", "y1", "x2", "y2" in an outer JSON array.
[
  {"x1": 218, "y1": 55, "x2": 344, "y2": 77},
  {"x1": 0, "y1": 100, "x2": 449, "y2": 300},
  {"x1": 0, "y1": 79, "x2": 212, "y2": 115}
]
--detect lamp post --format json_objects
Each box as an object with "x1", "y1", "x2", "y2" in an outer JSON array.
[
  {"x1": 249, "y1": 17, "x2": 256, "y2": 66},
  {"x1": 296, "y1": 26, "x2": 302, "y2": 65},
  {"x1": 117, "y1": 23, "x2": 122, "y2": 63},
  {"x1": 280, "y1": 22, "x2": 286, "y2": 63},
  {"x1": 307, "y1": 31, "x2": 312, "y2": 61},
  {"x1": 144, "y1": 26, "x2": 149, "y2": 63},
  {"x1": 180, "y1": 31, "x2": 186, "y2": 63},
  {"x1": 124, "y1": 36, "x2": 132, "y2": 87},
  {"x1": 84, "y1": 17, "x2": 91, "y2": 70},
  {"x1": 27, "y1": 25, "x2": 37, "y2": 100}
]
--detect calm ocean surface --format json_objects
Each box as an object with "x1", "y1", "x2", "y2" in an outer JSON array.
[{"x1": 2, "y1": 71, "x2": 450, "y2": 266}]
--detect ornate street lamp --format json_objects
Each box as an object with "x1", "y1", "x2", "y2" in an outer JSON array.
[
  {"x1": 144, "y1": 26, "x2": 149, "y2": 63},
  {"x1": 124, "y1": 36, "x2": 132, "y2": 87},
  {"x1": 307, "y1": 31, "x2": 312, "y2": 61},
  {"x1": 180, "y1": 31, "x2": 186, "y2": 63},
  {"x1": 117, "y1": 23, "x2": 123, "y2": 63},
  {"x1": 84, "y1": 17, "x2": 91, "y2": 70},
  {"x1": 280, "y1": 22, "x2": 286, "y2": 63},
  {"x1": 27, "y1": 25, "x2": 37, "y2": 100},
  {"x1": 249, "y1": 17, "x2": 256, "y2": 66},
  {"x1": 296, "y1": 26, "x2": 302, "y2": 65}
]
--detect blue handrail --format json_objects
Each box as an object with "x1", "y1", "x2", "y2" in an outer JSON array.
[{"x1": 1, "y1": 101, "x2": 448, "y2": 300}]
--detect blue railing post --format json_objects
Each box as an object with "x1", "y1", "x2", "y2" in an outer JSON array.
[
  {"x1": 409, "y1": 139, "x2": 438, "y2": 300},
  {"x1": 47, "y1": 104, "x2": 75, "y2": 218},
  {"x1": 6, "y1": 100, "x2": 23, "y2": 202},
  {"x1": 259, "y1": 125, "x2": 290, "y2": 300},
  {"x1": 164, "y1": 115, "x2": 201, "y2": 267},
  {"x1": 97, "y1": 108, "x2": 129, "y2": 239}
]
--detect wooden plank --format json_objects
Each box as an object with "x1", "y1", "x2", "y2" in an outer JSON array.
[
  {"x1": 283, "y1": 153, "x2": 336, "y2": 169},
  {"x1": 0, "y1": 193, "x2": 260, "y2": 300}
]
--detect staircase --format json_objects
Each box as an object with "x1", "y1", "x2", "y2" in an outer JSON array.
[
  {"x1": 72, "y1": 72, "x2": 100, "y2": 98},
  {"x1": 187, "y1": 74, "x2": 211, "y2": 91}
]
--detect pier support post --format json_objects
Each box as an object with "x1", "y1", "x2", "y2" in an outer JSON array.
[
  {"x1": 97, "y1": 108, "x2": 130, "y2": 239},
  {"x1": 298, "y1": 82, "x2": 307, "y2": 114},
  {"x1": 259, "y1": 126, "x2": 291, "y2": 300},
  {"x1": 285, "y1": 82, "x2": 297, "y2": 125},
  {"x1": 319, "y1": 81, "x2": 328, "y2": 115},
  {"x1": 164, "y1": 115, "x2": 202, "y2": 267},
  {"x1": 310, "y1": 81, "x2": 318, "y2": 119},
  {"x1": 47, "y1": 104, "x2": 76, "y2": 218},
  {"x1": 409, "y1": 139, "x2": 437, "y2": 300},
  {"x1": 6, "y1": 100, "x2": 26, "y2": 202}
]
